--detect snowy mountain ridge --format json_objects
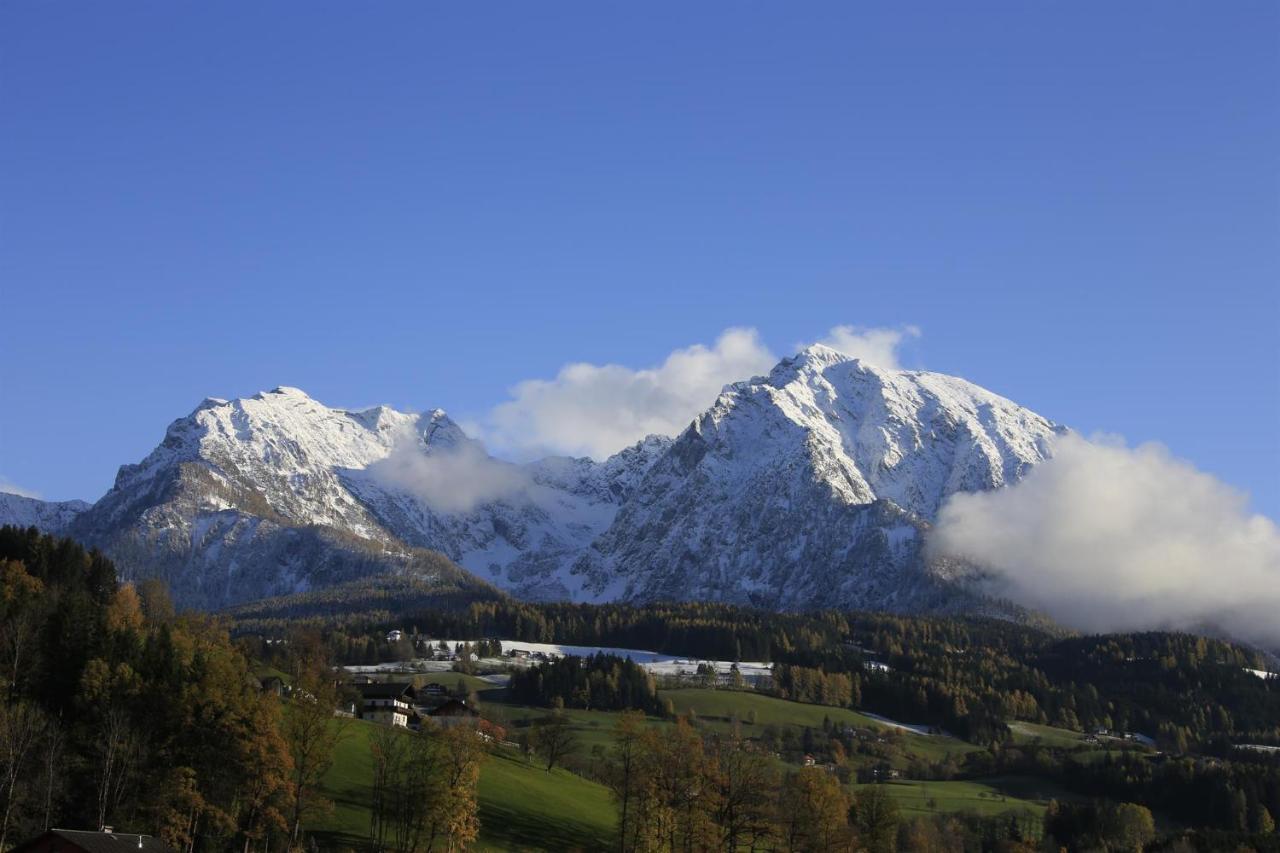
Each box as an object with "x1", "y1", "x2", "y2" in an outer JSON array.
[
  {"x1": 571, "y1": 345, "x2": 1062, "y2": 607},
  {"x1": 2, "y1": 347, "x2": 1062, "y2": 611},
  {"x1": 0, "y1": 493, "x2": 91, "y2": 533}
]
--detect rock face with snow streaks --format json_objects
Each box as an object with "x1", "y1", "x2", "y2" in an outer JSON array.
[
  {"x1": 570, "y1": 345, "x2": 1061, "y2": 608},
  {"x1": 2, "y1": 347, "x2": 1061, "y2": 612},
  {"x1": 0, "y1": 493, "x2": 90, "y2": 534}
]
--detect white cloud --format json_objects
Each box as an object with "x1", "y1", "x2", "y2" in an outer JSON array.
[
  {"x1": 474, "y1": 323, "x2": 922, "y2": 461},
  {"x1": 0, "y1": 476, "x2": 41, "y2": 499},
  {"x1": 365, "y1": 439, "x2": 529, "y2": 514},
  {"x1": 929, "y1": 433, "x2": 1280, "y2": 648},
  {"x1": 481, "y1": 327, "x2": 778, "y2": 460},
  {"x1": 813, "y1": 324, "x2": 921, "y2": 369}
]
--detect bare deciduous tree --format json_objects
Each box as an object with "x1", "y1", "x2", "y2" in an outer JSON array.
[{"x1": 0, "y1": 701, "x2": 47, "y2": 851}]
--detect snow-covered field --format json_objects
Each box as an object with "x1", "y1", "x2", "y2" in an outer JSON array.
[
  {"x1": 341, "y1": 639, "x2": 774, "y2": 683},
  {"x1": 860, "y1": 712, "x2": 940, "y2": 737},
  {"x1": 1236, "y1": 744, "x2": 1280, "y2": 753},
  {"x1": 343, "y1": 639, "x2": 966, "y2": 736}
]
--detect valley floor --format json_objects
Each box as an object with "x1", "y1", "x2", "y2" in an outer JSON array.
[{"x1": 311, "y1": 677, "x2": 1092, "y2": 851}]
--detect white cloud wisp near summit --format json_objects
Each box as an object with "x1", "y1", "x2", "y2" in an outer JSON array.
[
  {"x1": 812, "y1": 324, "x2": 921, "y2": 371},
  {"x1": 479, "y1": 327, "x2": 775, "y2": 460},
  {"x1": 477, "y1": 324, "x2": 920, "y2": 460}
]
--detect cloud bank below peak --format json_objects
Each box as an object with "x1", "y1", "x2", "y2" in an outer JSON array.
[
  {"x1": 929, "y1": 433, "x2": 1280, "y2": 649},
  {"x1": 475, "y1": 324, "x2": 921, "y2": 460}
]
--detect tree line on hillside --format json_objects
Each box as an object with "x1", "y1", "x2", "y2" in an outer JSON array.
[
  {"x1": 241, "y1": 597, "x2": 1280, "y2": 755},
  {"x1": 598, "y1": 711, "x2": 1280, "y2": 851},
  {"x1": 0, "y1": 527, "x2": 486, "y2": 853},
  {"x1": 368, "y1": 724, "x2": 485, "y2": 853},
  {"x1": 598, "y1": 713, "x2": 1125, "y2": 853},
  {"x1": 0, "y1": 526, "x2": 293, "y2": 851},
  {"x1": 238, "y1": 599, "x2": 784, "y2": 662},
  {"x1": 1061, "y1": 750, "x2": 1280, "y2": 838},
  {"x1": 508, "y1": 653, "x2": 663, "y2": 714}
]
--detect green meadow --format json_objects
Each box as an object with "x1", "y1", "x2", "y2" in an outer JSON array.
[
  {"x1": 308, "y1": 681, "x2": 1105, "y2": 850},
  {"x1": 852, "y1": 775, "x2": 1065, "y2": 818},
  {"x1": 310, "y1": 717, "x2": 616, "y2": 853}
]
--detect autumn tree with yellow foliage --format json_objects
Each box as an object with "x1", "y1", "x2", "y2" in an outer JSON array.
[{"x1": 0, "y1": 527, "x2": 294, "y2": 852}]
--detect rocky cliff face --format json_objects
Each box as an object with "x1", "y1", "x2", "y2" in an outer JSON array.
[{"x1": 569, "y1": 345, "x2": 1061, "y2": 609}]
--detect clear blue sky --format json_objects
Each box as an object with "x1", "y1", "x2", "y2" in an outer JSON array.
[{"x1": 2, "y1": 2, "x2": 1277, "y2": 518}]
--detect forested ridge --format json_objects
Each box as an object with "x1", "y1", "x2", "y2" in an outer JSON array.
[
  {"x1": 6, "y1": 529, "x2": 1280, "y2": 851},
  {"x1": 240, "y1": 594, "x2": 1280, "y2": 752}
]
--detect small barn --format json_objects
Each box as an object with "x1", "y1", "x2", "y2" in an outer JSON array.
[{"x1": 427, "y1": 699, "x2": 480, "y2": 728}]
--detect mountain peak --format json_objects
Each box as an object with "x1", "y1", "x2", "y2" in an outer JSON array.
[
  {"x1": 793, "y1": 342, "x2": 858, "y2": 366},
  {"x1": 2, "y1": 361, "x2": 1063, "y2": 614},
  {"x1": 266, "y1": 385, "x2": 312, "y2": 398}
]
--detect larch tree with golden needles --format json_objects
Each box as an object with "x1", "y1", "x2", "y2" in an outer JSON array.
[
  {"x1": 777, "y1": 767, "x2": 855, "y2": 853},
  {"x1": 283, "y1": 657, "x2": 348, "y2": 847},
  {"x1": 429, "y1": 724, "x2": 485, "y2": 853},
  {"x1": 708, "y1": 730, "x2": 778, "y2": 852},
  {"x1": 606, "y1": 711, "x2": 647, "y2": 853}
]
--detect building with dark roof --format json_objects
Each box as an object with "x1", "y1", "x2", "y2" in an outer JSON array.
[
  {"x1": 426, "y1": 698, "x2": 480, "y2": 728},
  {"x1": 357, "y1": 682, "x2": 416, "y2": 728},
  {"x1": 10, "y1": 829, "x2": 175, "y2": 853}
]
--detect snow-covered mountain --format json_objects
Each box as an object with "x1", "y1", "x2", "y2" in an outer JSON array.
[
  {"x1": 572, "y1": 345, "x2": 1062, "y2": 608},
  {"x1": 1, "y1": 347, "x2": 1063, "y2": 612},
  {"x1": 0, "y1": 492, "x2": 90, "y2": 533},
  {"x1": 8, "y1": 387, "x2": 663, "y2": 607}
]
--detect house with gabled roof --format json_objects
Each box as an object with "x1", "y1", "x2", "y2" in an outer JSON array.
[{"x1": 357, "y1": 682, "x2": 416, "y2": 728}]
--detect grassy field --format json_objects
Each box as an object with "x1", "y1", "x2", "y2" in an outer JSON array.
[
  {"x1": 309, "y1": 717, "x2": 615, "y2": 852},
  {"x1": 853, "y1": 775, "x2": 1069, "y2": 818},
  {"x1": 487, "y1": 703, "x2": 665, "y2": 755},
  {"x1": 662, "y1": 688, "x2": 982, "y2": 764},
  {"x1": 306, "y1": 682, "x2": 1091, "y2": 849},
  {"x1": 1007, "y1": 721, "x2": 1088, "y2": 749},
  {"x1": 486, "y1": 687, "x2": 980, "y2": 768},
  {"x1": 476, "y1": 751, "x2": 615, "y2": 852}
]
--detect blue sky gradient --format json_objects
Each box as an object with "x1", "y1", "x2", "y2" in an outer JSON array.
[{"x1": 2, "y1": 3, "x2": 1277, "y2": 517}]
